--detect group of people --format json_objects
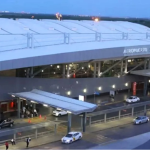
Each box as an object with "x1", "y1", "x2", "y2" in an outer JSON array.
[
  {"x1": 5, "y1": 137, "x2": 31, "y2": 149},
  {"x1": 21, "y1": 104, "x2": 38, "y2": 118}
]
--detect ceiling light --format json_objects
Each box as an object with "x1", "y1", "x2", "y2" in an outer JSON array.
[
  {"x1": 98, "y1": 87, "x2": 102, "y2": 90},
  {"x1": 112, "y1": 85, "x2": 115, "y2": 88},
  {"x1": 83, "y1": 89, "x2": 87, "y2": 93},
  {"x1": 67, "y1": 91, "x2": 71, "y2": 95}
]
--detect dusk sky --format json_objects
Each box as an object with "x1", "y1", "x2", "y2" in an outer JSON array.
[{"x1": 0, "y1": 0, "x2": 150, "y2": 18}]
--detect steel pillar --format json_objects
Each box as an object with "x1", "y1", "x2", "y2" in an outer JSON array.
[
  {"x1": 63, "y1": 64, "x2": 66, "y2": 78},
  {"x1": 17, "y1": 98, "x2": 21, "y2": 118},
  {"x1": 132, "y1": 107, "x2": 134, "y2": 116},
  {"x1": 67, "y1": 64, "x2": 69, "y2": 78},
  {"x1": 13, "y1": 133, "x2": 16, "y2": 140},
  {"x1": 54, "y1": 124, "x2": 57, "y2": 134},
  {"x1": 89, "y1": 117, "x2": 91, "y2": 127},
  {"x1": 144, "y1": 105, "x2": 147, "y2": 116},
  {"x1": 98, "y1": 62, "x2": 101, "y2": 77},
  {"x1": 67, "y1": 113, "x2": 72, "y2": 133},
  {"x1": 35, "y1": 129, "x2": 37, "y2": 138},
  {"x1": 94, "y1": 62, "x2": 96, "y2": 78},
  {"x1": 144, "y1": 77, "x2": 148, "y2": 96},
  {"x1": 81, "y1": 117, "x2": 83, "y2": 130},
  {"x1": 144, "y1": 59, "x2": 147, "y2": 69},
  {"x1": 148, "y1": 58, "x2": 150, "y2": 69},
  {"x1": 82, "y1": 113, "x2": 86, "y2": 132},
  {"x1": 124, "y1": 59, "x2": 128, "y2": 73},
  {"x1": 121, "y1": 60, "x2": 124, "y2": 75},
  {"x1": 0, "y1": 103, "x2": 1, "y2": 120},
  {"x1": 33, "y1": 103, "x2": 36, "y2": 109}
]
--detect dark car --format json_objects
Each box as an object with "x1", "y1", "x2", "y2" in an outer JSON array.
[{"x1": 0, "y1": 118, "x2": 14, "y2": 129}]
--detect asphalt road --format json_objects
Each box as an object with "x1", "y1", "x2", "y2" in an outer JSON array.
[{"x1": 30, "y1": 121, "x2": 150, "y2": 149}]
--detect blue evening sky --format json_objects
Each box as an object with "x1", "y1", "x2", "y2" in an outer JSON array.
[{"x1": 0, "y1": 0, "x2": 150, "y2": 18}]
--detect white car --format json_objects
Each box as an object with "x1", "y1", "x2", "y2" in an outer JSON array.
[
  {"x1": 125, "y1": 96, "x2": 140, "y2": 103},
  {"x1": 52, "y1": 108, "x2": 67, "y2": 116},
  {"x1": 61, "y1": 132, "x2": 82, "y2": 144}
]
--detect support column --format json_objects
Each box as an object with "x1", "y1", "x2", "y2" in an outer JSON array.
[
  {"x1": 121, "y1": 60, "x2": 123, "y2": 75},
  {"x1": 144, "y1": 59, "x2": 147, "y2": 69},
  {"x1": 35, "y1": 129, "x2": 37, "y2": 139},
  {"x1": 30, "y1": 67, "x2": 33, "y2": 77},
  {"x1": 13, "y1": 133, "x2": 16, "y2": 140},
  {"x1": 119, "y1": 110, "x2": 121, "y2": 119},
  {"x1": 82, "y1": 113, "x2": 86, "y2": 132},
  {"x1": 26, "y1": 68, "x2": 30, "y2": 78},
  {"x1": 89, "y1": 117, "x2": 91, "y2": 127},
  {"x1": 54, "y1": 124, "x2": 57, "y2": 134},
  {"x1": 124, "y1": 59, "x2": 128, "y2": 73},
  {"x1": 63, "y1": 64, "x2": 66, "y2": 78},
  {"x1": 67, "y1": 113, "x2": 72, "y2": 133},
  {"x1": 0, "y1": 103, "x2": 1, "y2": 120},
  {"x1": 148, "y1": 58, "x2": 150, "y2": 69},
  {"x1": 81, "y1": 116, "x2": 83, "y2": 130},
  {"x1": 132, "y1": 107, "x2": 134, "y2": 116},
  {"x1": 144, "y1": 105, "x2": 147, "y2": 116},
  {"x1": 33, "y1": 103, "x2": 36, "y2": 109},
  {"x1": 17, "y1": 98, "x2": 21, "y2": 118},
  {"x1": 98, "y1": 62, "x2": 101, "y2": 77},
  {"x1": 144, "y1": 77, "x2": 148, "y2": 96},
  {"x1": 67, "y1": 64, "x2": 69, "y2": 78},
  {"x1": 94, "y1": 62, "x2": 96, "y2": 78},
  {"x1": 104, "y1": 113, "x2": 107, "y2": 123}
]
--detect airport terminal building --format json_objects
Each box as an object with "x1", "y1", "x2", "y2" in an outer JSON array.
[{"x1": 0, "y1": 18, "x2": 150, "y2": 114}]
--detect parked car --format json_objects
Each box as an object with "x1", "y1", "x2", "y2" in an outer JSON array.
[
  {"x1": 125, "y1": 96, "x2": 140, "y2": 103},
  {"x1": 0, "y1": 118, "x2": 14, "y2": 129},
  {"x1": 133, "y1": 116, "x2": 149, "y2": 125},
  {"x1": 53, "y1": 108, "x2": 67, "y2": 116},
  {"x1": 61, "y1": 131, "x2": 82, "y2": 144}
]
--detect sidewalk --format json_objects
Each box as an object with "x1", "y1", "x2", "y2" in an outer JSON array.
[
  {"x1": 91, "y1": 131, "x2": 150, "y2": 149},
  {"x1": 0, "y1": 134, "x2": 62, "y2": 150}
]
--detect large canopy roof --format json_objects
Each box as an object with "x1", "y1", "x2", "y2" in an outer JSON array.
[
  {"x1": 10, "y1": 89, "x2": 97, "y2": 115},
  {"x1": 0, "y1": 18, "x2": 150, "y2": 71}
]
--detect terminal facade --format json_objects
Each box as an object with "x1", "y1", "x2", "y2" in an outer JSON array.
[{"x1": 0, "y1": 17, "x2": 150, "y2": 115}]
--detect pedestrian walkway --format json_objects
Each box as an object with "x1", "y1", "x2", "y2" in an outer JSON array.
[{"x1": 0, "y1": 134, "x2": 62, "y2": 150}]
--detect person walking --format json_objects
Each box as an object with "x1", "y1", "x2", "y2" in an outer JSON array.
[
  {"x1": 11, "y1": 139, "x2": 15, "y2": 145},
  {"x1": 5, "y1": 141, "x2": 9, "y2": 150},
  {"x1": 26, "y1": 137, "x2": 31, "y2": 148}
]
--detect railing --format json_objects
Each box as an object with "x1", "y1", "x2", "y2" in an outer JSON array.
[
  {"x1": 0, "y1": 130, "x2": 53, "y2": 146},
  {"x1": 90, "y1": 110, "x2": 150, "y2": 125},
  {"x1": 0, "y1": 32, "x2": 150, "y2": 52}
]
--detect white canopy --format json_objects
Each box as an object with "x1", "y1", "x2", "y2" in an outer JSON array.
[{"x1": 10, "y1": 89, "x2": 97, "y2": 115}]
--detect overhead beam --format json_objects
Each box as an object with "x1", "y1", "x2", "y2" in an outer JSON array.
[
  {"x1": 99, "y1": 56, "x2": 128, "y2": 77},
  {"x1": 128, "y1": 59, "x2": 148, "y2": 73},
  {"x1": 31, "y1": 65, "x2": 49, "y2": 78}
]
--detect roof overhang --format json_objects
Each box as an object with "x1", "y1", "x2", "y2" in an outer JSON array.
[
  {"x1": 9, "y1": 89, "x2": 97, "y2": 115},
  {"x1": 130, "y1": 69, "x2": 150, "y2": 77}
]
